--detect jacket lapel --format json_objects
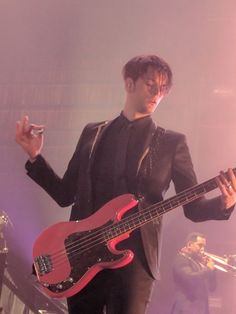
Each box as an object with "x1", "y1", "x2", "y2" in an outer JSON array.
[
  {"x1": 89, "y1": 118, "x2": 158, "y2": 176},
  {"x1": 136, "y1": 121, "x2": 157, "y2": 176},
  {"x1": 88, "y1": 118, "x2": 117, "y2": 171}
]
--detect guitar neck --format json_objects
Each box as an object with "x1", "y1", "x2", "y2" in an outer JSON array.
[{"x1": 105, "y1": 169, "x2": 235, "y2": 240}]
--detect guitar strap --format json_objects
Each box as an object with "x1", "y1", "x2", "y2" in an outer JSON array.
[
  {"x1": 136, "y1": 126, "x2": 166, "y2": 206},
  {"x1": 137, "y1": 126, "x2": 166, "y2": 181},
  {"x1": 136, "y1": 125, "x2": 166, "y2": 227}
]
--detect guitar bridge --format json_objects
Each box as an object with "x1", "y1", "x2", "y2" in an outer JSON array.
[{"x1": 34, "y1": 255, "x2": 53, "y2": 276}]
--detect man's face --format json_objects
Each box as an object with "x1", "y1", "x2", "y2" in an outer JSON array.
[
  {"x1": 126, "y1": 66, "x2": 168, "y2": 115},
  {"x1": 188, "y1": 236, "x2": 206, "y2": 257}
]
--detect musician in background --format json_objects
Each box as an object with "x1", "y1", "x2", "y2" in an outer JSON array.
[
  {"x1": 171, "y1": 232, "x2": 216, "y2": 314},
  {"x1": 15, "y1": 55, "x2": 236, "y2": 314}
]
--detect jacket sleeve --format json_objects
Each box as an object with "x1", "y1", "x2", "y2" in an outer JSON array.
[
  {"x1": 25, "y1": 124, "x2": 90, "y2": 207},
  {"x1": 171, "y1": 134, "x2": 234, "y2": 222}
]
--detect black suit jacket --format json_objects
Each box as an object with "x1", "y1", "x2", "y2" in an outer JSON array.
[{"x1": 26, "y1": 118, "x2": 233, "y2": 279}]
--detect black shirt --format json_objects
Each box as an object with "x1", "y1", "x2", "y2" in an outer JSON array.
[
  {"x1": 91, "y1": 113, "x2": 155, "y2": 270},
  {"x1": 92, "y1": 112, "x2": 155, "y2": 211}
]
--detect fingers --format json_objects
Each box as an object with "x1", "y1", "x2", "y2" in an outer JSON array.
[
  {"x1": 216, "y1": 168, "x2": 236, "y2": 209},
  {"x1": 216, "y1": 169, "x2": 236, "y2": 195},
  {"x1": 29, "y1": 124, "x2": 45, "y2": 136},
  {"x1": 215, "y1": 176, "x2": 227, "y2": 195},
  {"x1": 30, "y1": 127, "x2": 44, "y2": 137},
  {"x1": 16, "y1": 115, "x2": 30, "y2": 137},
  {"x1": 228, "y1": 168, "x2": 236, "y2": 190},
  {"x1": 16, "y1": 115, "x2": 45, "y2": 158},
  {"x1": 16, "y1": 115, "x2": 45, "y2": 139},
  {"x1": 23, "y1": 115, "x2": 31, "y2": 133},
  {"x1": 16, "y1": 117, "x2": 26, "y2": 143}
]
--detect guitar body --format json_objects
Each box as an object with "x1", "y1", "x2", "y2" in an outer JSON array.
[{"x1": 33, "y1": 194, "x2": 138, "y2": 298}]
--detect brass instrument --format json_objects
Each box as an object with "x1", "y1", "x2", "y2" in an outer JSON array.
[
  {"x1": 0, "y1": 210, "x2": 12, "y2": 253},
  {"x1": 0, "y1": 211, "x2": 10, "y2": 231},
  {"x1": 204, "y1": 251, "x2": 236, "y2": 275}
]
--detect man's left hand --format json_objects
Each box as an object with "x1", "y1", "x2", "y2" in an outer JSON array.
[{"x1": 216, "y1": 168, "x2": 236, "y2": 209}]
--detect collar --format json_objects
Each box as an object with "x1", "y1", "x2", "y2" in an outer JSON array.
[{"x1": 118, "y1": 112, "x2": 153, "y2": 128}]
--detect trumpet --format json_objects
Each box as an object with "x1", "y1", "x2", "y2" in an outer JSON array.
[{"x1": 204, "y1": 251, "x2": 236, "y2": 275}]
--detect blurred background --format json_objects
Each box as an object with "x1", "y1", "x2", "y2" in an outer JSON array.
[{"x1": 0, "y1": 0, "x2": 235, "y2": 313}]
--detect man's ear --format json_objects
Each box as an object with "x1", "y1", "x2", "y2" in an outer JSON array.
[{"x1": 125, "y1": 78, "x2": 135, "y2": 92}]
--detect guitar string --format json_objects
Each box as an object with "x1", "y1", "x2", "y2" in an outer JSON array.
[
  {"x1": 61, "y1": 179, "x2": 215, "y2": 254},
  {"x1": 37, "y1": 168, "x2": 235, "y2": 269},
  {"x1": 41, "y1": 180, "x2": 216, "y2": 271},
  {"x1": 59, "y1": 178, "x2": 215, "y2": 256},
  {"x1": 44, "y1": 185, "x2": 214, "y2": 273},
  {"x1": 39, "y1": 180, "x2": 216, "y2": 271},
  {"x1": 43, "y1": 194, "x2": 201, "y2": 273}
]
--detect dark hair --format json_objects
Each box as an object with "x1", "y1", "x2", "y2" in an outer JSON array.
[
  {"x1": 122, "y1": 54, "x2": 173, "y2": 94},
  {"x1": 186, "y1": 232, "x2": 205, "y2": 244}
]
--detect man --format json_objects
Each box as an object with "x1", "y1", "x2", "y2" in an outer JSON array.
[
  {"x1": 171, "y1": 232, "x2": 216, "y2": 314},
  {"x1": 15, "y1": 55, "x2": 236, "y2": 314}
]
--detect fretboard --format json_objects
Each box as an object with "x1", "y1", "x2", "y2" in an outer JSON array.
[{"x1": 104, "y1": 169, "x2": 235, "y2": 240}]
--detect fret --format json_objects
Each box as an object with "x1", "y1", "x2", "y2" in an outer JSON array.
[{"x1": 103, "y1": 169, "x2": 236, "y2": 241}]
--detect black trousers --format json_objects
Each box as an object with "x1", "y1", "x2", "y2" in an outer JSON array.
[{"x1": 67, "y1": 257, "x2": 155, "y2": 314}]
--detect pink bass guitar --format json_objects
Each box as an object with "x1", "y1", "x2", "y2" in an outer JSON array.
[{"x1": 33, "y1": 173, "x2": 226, "y2": 298}]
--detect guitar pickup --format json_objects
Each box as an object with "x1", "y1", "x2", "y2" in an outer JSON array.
[{"x1": 34, "y1": 255, "x2": 53, "y2": 276}]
